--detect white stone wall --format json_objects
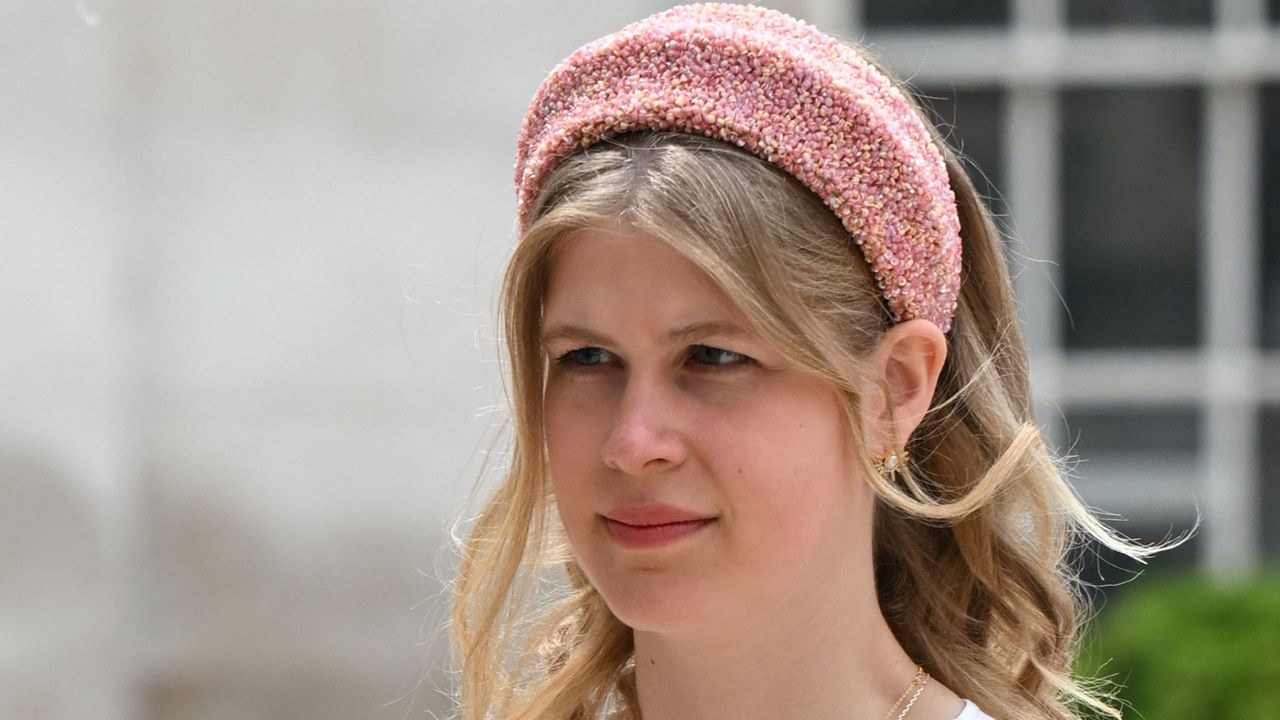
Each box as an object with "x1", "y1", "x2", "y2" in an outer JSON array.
[{"x1": 0, "y1": 1, "x2": 740, "y2": 717}]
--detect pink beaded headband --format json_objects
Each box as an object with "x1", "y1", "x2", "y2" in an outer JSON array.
[{"x1": 514, "y1": 2, "x2": 963, "y2": 332}]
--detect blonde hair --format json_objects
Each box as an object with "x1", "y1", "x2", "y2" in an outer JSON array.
[{"x1": 451, "y1": 43, "x2": 1183, "y2": 720}]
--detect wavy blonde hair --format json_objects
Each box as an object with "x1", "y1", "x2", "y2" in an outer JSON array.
[{"x1": 451, "y1": 43, "x2": 1182, "y2": 720}]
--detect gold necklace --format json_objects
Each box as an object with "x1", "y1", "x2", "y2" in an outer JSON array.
[{"x1": 880, "y1": 666, "x2": 929, "y2": 720}]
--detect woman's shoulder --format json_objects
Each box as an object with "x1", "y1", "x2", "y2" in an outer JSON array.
[{"x1": 953, "y1": 699, "x2": 998, "y2": 720}]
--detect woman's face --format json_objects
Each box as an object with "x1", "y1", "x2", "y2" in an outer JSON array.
[{"x1": 540, "y1": 224, "x2": 876, "y2": 634}]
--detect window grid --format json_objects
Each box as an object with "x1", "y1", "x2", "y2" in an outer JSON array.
[
  {"x1": 807, "y1": 0, "x2": 1279, "y2": 573},
  {"x1": 1204, "y1": 83, "x2": 1263, "y2": 572}
]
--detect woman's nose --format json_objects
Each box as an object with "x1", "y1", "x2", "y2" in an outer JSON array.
[{"x1": 600, "y1": 377, "x2": 688, "y2": 476}]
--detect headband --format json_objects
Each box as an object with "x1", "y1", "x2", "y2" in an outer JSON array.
[{"x1": 513, "y1": 2, "x2": 963, "y2": 332}]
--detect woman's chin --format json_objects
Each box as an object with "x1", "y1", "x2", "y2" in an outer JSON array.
[{"x1": 595, "y1": 577, "x2": 723, "y2": 635}]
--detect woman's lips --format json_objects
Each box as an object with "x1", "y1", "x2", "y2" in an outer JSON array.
[
  {"x1": 603, "y1": 502, "x2": 716, "y2": 526},
  {"x1": 602, "y1": 517, "x2": 715, "y2": 549}
]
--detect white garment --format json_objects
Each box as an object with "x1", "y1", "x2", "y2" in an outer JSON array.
[{"x1": 952, "y1": 699, "x2": 997, "y2": 719}]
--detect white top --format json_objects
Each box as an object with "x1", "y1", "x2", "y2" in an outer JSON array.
[{"x1": 953, "y1": 699, "x2": 997, "y2": 719}]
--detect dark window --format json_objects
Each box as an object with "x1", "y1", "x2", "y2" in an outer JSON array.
[
  {"x1": 1063, "y1": 407, "x2": 1200, "y2": 458},
  {"x1": 1069, "y1": 519, "x2": 1202, "y2": 610},
  {"x1": 1060, "y1": 87, "x2": 1202, "y2": 349},
  {"x1": 1272, "y1": 0, "x2": 1280, "y2": 24},
  {"x1": 864, "y1": 0, "x2": 1009, "y2": 28},
  {"x1": 1262, "y1": 85, "x2": 1280, "y2": 348},
  {"x1": 1261, "y1": 406, "x2": 1280, "y2": 568},
  {"x1": 1059, "y1": 406, "x2": 1203, "y2": 603},
  {"x1": 1066, "y1": 0, "x2": 1213, "y2": 27},
  {"x1": 910, "y1": 86, "x2": 1007, "y2": 219}
]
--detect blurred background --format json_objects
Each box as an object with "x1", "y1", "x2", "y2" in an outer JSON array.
[{"x1": 1, "y1": 0, "x2": 1276, "y2": 718}]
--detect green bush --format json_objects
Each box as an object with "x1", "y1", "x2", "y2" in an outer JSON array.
[{"x1": 1074, "y1": 570, "x2": 1280, "y2": 719}]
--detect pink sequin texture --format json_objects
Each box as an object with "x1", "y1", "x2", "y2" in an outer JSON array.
[{"x1": 513, "y1": 2, "x2": 963, "y2": 332}]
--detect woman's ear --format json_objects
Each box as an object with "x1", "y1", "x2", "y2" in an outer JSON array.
[{"x1": 858, "y1": 319, "x2": 948, "y2": 452}]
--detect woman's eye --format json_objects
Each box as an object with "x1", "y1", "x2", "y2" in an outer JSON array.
[
  {"x1": 690, "y1": 344, "x2": 749, "y2": 367},
  {"x1": 552, "y1": 345, "x2": 751, "y2": 371},
  {"x1": 555, "y1": 346, "x2": 613, "y2": 367}
]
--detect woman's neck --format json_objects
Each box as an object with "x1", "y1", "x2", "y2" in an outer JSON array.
[{"x1": 630, "y1": 571, "x2": 924, "y2": 720}]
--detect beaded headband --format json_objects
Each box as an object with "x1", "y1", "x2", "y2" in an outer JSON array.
[{"x1": 513, "y1": 2, "x2": 963, "y2": 332}]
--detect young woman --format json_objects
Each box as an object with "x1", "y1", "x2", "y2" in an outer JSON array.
[{"x1": 451, "y1": 4, "x2": 1178, "y2": 719}]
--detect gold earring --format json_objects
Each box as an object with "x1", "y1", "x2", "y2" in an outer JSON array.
[{"x1": 873, "y1": 448, "x2": 909, "y2": 479}]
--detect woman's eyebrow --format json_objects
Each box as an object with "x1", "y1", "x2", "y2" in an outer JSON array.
[
  {"x1": 665, "y1": 320, "x2": 753, "y2": 344},
  {"x1": 539, "y1": 320, "x2": 752, "y2": 346},
  {"x1": 539, "y1": 324, "x2": 614, "y2": 347}
]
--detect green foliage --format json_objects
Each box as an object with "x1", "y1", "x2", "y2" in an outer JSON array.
[{"x1": 1074, "y1": 571, "x2": 1280, "y2": 720}]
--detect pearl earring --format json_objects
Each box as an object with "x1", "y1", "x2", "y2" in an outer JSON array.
[{"x1": 873, "y1": 448, "x2": 910, "y2": 479}]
